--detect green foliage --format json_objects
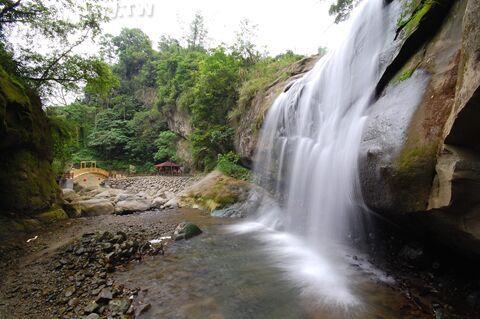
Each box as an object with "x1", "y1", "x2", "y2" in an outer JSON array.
[
  {"x1": 397, "y1": 0, "x2": 433, "y2": 37},
  {"x1": 88, "y1": 109, "x2": 131, "y2": 156},
  {"x1": 190, "y1": 49, "x2": 240, "y2": 127},
  {"x1": 216, "y1": 152, "x2": 251, "y2": 181},
  {"x1": 186, "y1": 12, "x2": 208, "y2": 50},
  {"x1": 0, "y1": 0, "x2": 112, "y2": 97},
  {"x1": 329, "y1": 0, "x2": 358, "y2": 23},
  {"x1": 156, "y1": 47, "x2": 206, "y2": 110},
  {"x1": 110, "y1": 28, "x2": 154, "y2": 81},
  {"x1": 397, "y1": 68, "x2": 415, "y2": 82},
  {"x1": 231, "y1": 19, "x2": 262, "y2": 65},
  {"x1": 235, "y1": 51, "x2": 304, "y2": 119},
  {"x1": 191, "y1": 126, "x2": 235, "y2": 171},
  {"x1": 154, "y1": 131, "x2": 178, "y2": 162},
  {"x1": 317, "y1": 46, "x2": 328, "y2": 57},
  {"x1": 85, "y1": 60, "x2": 120, "y2": 98},
  {"x1": 48, "y1": 115, "x2": 75, "y2": 176}
]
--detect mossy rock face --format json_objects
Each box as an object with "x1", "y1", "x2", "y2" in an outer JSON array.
[
  {"x1": 0, "y1": 65, "x2": 60, "y2": 215},
  {"x1": 36, "y1": 208, "x2": 68, "y2": 223},
  {"x1": 178, "y1": 171, "x2": 252, "y2": 213}
]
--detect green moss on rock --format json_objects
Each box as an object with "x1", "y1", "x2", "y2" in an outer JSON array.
[
  {"x1": 179, "y1": 171, "x2": 252, "y2": 213},
  {"x1": 36, "y1": 208, "x2": 68, "y2": 223},
  {"x1": 0, "y1": 65, "x2": 61, "y2": 216}
]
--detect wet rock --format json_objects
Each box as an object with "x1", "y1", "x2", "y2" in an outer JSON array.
[
  {"x1": 108, "y1": 297, "x2": 132, "y2": 314},
  {"x1": 173, "y1": 222, "x2": 202, "y2": 241},
  {"x1": 466, "y1": 291, "x2": 480, "y2": 308},
  {"x1": 135, "y1": 303, "x2": 151, "y2": 317},
  {"x1": 96, "y1": 288, "x2": 113, "y2": 304},
  {"x1": 399, "y1": 243, "x2": 424, "y2": 261},
  {"x1": 432, "y1": 303, "x2": 444, "y2": 319},
  {"x1": 84, "y1": 301, "x2": 100, "y2": 314}
]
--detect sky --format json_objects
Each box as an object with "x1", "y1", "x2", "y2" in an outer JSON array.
[{"x1": 102, "y1": 0, "x2": 348, "y2": 56}]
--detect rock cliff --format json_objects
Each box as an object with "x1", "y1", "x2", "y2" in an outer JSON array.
[
  {"x1": 357, "y1": 0, "x2": 480, "y2": 255},
  {"x1": 0, "y1": 66, "x2": 61, "y2": 216},
  {"x1": 234, "y1": 56, "x2": 319, "y2": 165},
  {"x1": 240, "y1": 0, "x2": 480, "y2": 256}
]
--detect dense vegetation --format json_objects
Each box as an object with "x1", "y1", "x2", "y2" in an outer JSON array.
[
  {"x1": 0, "y1": 1, "x2": 308, "y2": 178},
  {"x1": 45, "y1": 15, "x2": 304, "y2": 175}
]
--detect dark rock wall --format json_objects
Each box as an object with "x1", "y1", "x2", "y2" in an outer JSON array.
[{"x1": 0, "y1": 66, "x2": 60, "y2": 215}]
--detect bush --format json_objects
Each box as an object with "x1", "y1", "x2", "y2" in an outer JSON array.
[
  {"x1": 234, "y1": 52, "x2": 304, "y2": 121},
  {"x1": 216, "y1": 152, "x2": 250, "y2": 181}
]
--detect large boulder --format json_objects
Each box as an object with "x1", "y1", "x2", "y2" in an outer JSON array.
[
  {"x1": 79, "y1": 199, "x2": 115, "y2": 217},
  {"x1": 94, "y1": 188, "x2": 126, "y2": 200},
  {"x1": 173, "y1": 222, "x2": 202, "y2": 240},
  {"x1": 356, "y1": 0, "x2": 480, "y2": 255},
  {"x1": 114, "y1": 199, "x2": 152, "y2": 214},
  {"x1": 177, "y1": 171, "x2": 253, "y2": 215}
]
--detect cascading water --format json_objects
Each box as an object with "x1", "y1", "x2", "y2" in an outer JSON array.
[{"x1": 230, "y1": 0, "x2": 391, "y2": 308}]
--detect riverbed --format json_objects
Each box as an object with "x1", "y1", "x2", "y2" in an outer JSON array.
[
  {"x1": 0, "y1": 208, "x2": 476, "y2": 318},
  {"x1": 114, "y1": 210, "x2": 434, "y2": 319}
]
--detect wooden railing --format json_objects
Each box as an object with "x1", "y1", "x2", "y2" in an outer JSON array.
[{"x1": 72, "y1": 167, "x2": 110, "y2": 179}]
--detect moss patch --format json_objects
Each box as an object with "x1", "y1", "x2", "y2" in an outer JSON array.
[
  {"x1": 36, "y1": 208, "x2": 68, "y2": 223},
  {"x1": 0, "y1": 65, "x2": 61, "y2": 216},
  {"x1": 398, "y1": 0, "x2": 434, "y2": 38},
  {"x1": 0, "y1": 66, "x2": 30, "y2": 105},
  {"x1": 396, "y1": 68, "x2": 416, "y2": 82},
  {"x1": 179, "y1": 171, "x2": 252, "y2": 213}
]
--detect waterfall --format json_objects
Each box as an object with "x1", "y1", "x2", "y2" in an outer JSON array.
[{"x1": 231, "y1": 0, "x2": 389, "y2": 308}]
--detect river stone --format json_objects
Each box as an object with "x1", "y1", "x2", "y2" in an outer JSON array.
[
  {"x1": 164, "y1": 191, "x2": 175, "y2": 200},
  {"x1": 152, "y1": 196, "x2": 168, "y2": 208},
  {"x1": 135, "y1": 303, "x2": 151, "y2": 317},
  {"x1": 164, "y1": 198, "x2": 178, "y2": 209},
  {"x1": 173, "y1": 222, "x2": 202, "y2": 241},
  {"x1": 108, "y1": 298, "x2": 132, "y2": 314},
  {"x1": 96, "y1": 287, "x2": 113, "y2": 304},
  {"x1": 85, "y1": 314, "x2": 100, "y2": 319},
  {"x1": 94, "y1": 189, "x2": 125, "y2": 199},
  {"x1": 114, "y1": 193, "x2": 136, "y2": 203},
  {"x1": 84, "y1": 301, "x2": 100, "y2": 314},
  {"x1": 115, "y1": 199, "x2": 152, "y2": 214},
  {"x1": 79, "y1": 199, "x2": 115, "y2": 216}
]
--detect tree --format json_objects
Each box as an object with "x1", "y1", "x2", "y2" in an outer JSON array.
[
  {"x1": 0, "y1": 0, "x2": 111, "y2": 97},
  {"x1": 317, "y1": 46, "x2": 328, "y2": 57},
  {"x1": 186, "y1": 12, "x2": 208, "y2": 50},
  {"x1": 154, "y1": 131, "x2": 178, "y2": 162},
  {"x1": 110, "y1": 28, "x2": 154, "y2": 81},
  {"x1": 329, "y1": 0, "x2": 358, "y2": 23},
  {"x1": 232, "y1": 19, "x2": 261, "y2": 65},
  {"x1": 128, "y1": 110, "x2": 168, "y2": 163},
  {"x1": 84, "y1": 60, "x2": 120, "y2": 98},
  {"x1": 191, "y1": 48, "x2": 239, "y2": 128}
]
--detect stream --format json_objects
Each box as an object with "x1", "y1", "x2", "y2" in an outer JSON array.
[{"x1": 114, "y1": 212, "x2": 431, "y2": 319}]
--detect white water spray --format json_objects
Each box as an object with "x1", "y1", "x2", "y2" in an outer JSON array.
[{"x1": 230, "y1": 0, "x2": 389, "y2": 307}]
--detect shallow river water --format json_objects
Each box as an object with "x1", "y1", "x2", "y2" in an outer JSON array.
[{"x1": 113, "y1": 211, "x2": 432, "y2": 319}]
